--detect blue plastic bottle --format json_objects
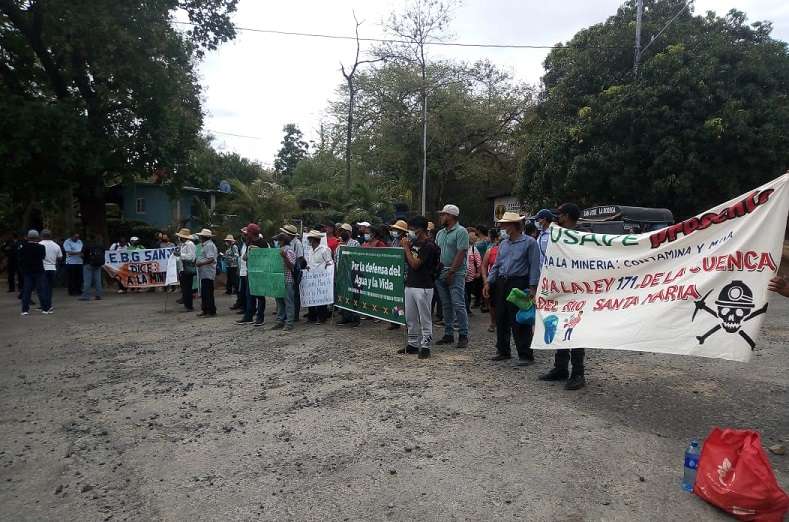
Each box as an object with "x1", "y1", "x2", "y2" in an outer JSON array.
[{"x1": 682, "y1": 439, "x2": 700, "y2": 492}]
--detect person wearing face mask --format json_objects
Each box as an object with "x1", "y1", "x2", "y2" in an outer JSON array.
[
  {"x1": 539, "y1": 203, "x2": 587, "y2": 390},
  {"x1": 483, "y1": 212, "x2": 541, "y2": 366},
  {"x1": 533, "y1": 209, "x2": 555, "y2": 266},
  {"x1": 398, "y1": 216, "x2": 440, "y2": 358},
  {"x1": 389, "y1": 220, "x2": 408, "y2": 247},
  {"x1": 363, "y1": 226, "x2": 387, "y2": 248}
]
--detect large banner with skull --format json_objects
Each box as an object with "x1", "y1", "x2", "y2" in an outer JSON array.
[{"x1": 532, "y1": 173, "x2": 788, "y2": 362}]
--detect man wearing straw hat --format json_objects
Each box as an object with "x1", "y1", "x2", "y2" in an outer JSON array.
[
  {"x1": 195, "y1": 228, "x2": 217, "y2": 317},
  {"x1": 174, "y1": 228, "x2": 196, "y2": 312},
  {"x1": 483, "y1": 211, "x2": 541, "y2": 366}
]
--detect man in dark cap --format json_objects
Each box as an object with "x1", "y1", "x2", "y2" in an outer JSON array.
[{"x1": 539, "y1": 202, "x2": 587, "y2": 390}]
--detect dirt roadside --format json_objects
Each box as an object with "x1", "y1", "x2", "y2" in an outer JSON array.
[{"x1": 0, "y1": 289, "x2": 786, "y2": 521}]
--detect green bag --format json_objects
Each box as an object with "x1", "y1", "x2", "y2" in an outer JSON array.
[{"x1": 506, "y1": 287, "x2": 534, "y2": 310}]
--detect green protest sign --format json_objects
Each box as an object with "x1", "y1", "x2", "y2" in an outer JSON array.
[
  {"x1": 334, "y1": 246, "x2": 406, "y2": 325},
  {"x1": 247, "y1": 248, "x2": 285, "y2": 298}
]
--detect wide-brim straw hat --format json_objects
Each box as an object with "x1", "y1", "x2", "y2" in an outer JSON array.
[
  {"x1": 306, "y1": 230, "x2": 323, "y2": 240},
  {"x1": 280, "y1": 224, "x2": 298, "y2": 236},
  {"x1": 340, "y1": 223, "x2": 353, "y2": 232},
  {"x1": 497, "y1": 211, "x2": 522, "y2": 223},
  {"x1": 197, "y1": 228, "x2": 213, "y2": 237},
  {"x1": 176, "y1": 228, "x2": 192, "y2": 240},
  {"x1": 224, "y1": 235, "x2": 235, "y2": 242},
  {"x1": 390, "y1": 219, "x2": 409, "y2": 233}
]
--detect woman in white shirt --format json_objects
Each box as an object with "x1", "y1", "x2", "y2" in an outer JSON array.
[{"x1": 305, "y1": 230, "x2": 333, "y2": 324}]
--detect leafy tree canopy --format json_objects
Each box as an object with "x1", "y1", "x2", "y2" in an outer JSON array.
[{"x1": 519, "y1": 0, "x2": 789, "y2": 219}]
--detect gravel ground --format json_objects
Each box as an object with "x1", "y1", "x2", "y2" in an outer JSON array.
[{"x1": 0, "y1": 288, "x2": 786, "y2": 521}]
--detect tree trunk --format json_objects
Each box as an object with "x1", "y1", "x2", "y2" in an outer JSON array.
[
  {"x1": 77, "y1": 175, "x2": 107, "y2": 242},
  {"x1": 345, "y1": 82, "x2": 354, "y2": 190}
]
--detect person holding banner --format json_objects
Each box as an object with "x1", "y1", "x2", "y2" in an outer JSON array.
[
  {"x1": 769, "y1": 276, "x2": 789, "y2": 298},
  {"x1": 195, "y1": 229, "x2": 217, "y2": 317},
  {"x1": 272, "y1": 231, "x2": 297, "y2": 331},
  {"x1": 237, "y1": 224, "x2": 269, "y2": 326},
  {"x1": 304, "y1": 230, "x2": 333, "y2": 324},
  {"x1": 483, "y1": 212, "x2": 541, "y2": 366},
  {"x1": 398, "y1": 216, "x2": 440, "y2": 358},
  {"x1": 174, "y1": 229, "x2": 196, "y2": 312},
  {"x1": 538, "y1": 203, "x2": 586, "y2": 390}
]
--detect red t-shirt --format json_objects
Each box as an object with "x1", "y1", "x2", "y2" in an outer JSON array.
[
  {"x1": 363, "y1": 239, "x2": 387, "y2": 248},
  {"x1": 327, "y1": 236, "x2": 339, "y2": 253},
  {"x1": 488, "y1": 245, "x2": 499, "y2": 266}
]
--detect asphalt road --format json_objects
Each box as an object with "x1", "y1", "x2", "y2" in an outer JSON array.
[{"x1": 0, "y1": 288, "x2": 786, "y2": 521}]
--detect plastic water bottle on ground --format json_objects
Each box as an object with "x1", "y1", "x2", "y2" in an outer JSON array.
[{"x1": 682, "y1": 439, "x2": 700, "y2": 492}]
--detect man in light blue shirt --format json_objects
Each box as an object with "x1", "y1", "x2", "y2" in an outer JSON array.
[
  {"x1": 533, "y1": 209, "x2": 555, "y2": 266},
  {"x1": 434, "y1": 204, "x2": 470, "y2": 348},
  {"x1": 484, "y1": 212, "x2": 541, "y2": 365},
  {"x1": 62, "y1": 232, "x2": 83, "y2": 295}
]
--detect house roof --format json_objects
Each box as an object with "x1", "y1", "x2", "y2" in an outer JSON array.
[{"x1": 108, "y1": 181, "x2": 220, "y2": 194}]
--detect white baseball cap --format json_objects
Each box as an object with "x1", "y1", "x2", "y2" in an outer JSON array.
[
  {"x1": 356, "y1": 221, "x2": 371, "y2": 227},
  {"x1": 439, "y1": 204, "x2": 460, "y2": 217},
  {"x1": 130, "y1": 236, "x2": 140, "y2": 241}
]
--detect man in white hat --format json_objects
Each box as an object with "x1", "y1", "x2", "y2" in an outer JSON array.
[
  {"x1": 174, "y1": 228, "x2": 196, "y2": 311},
  {"x1": 195, "y1": 228, "x2": 217, "y2": 317},
  {"x1": 280, "y1": 224, "x2": 305, "y2": 322},
  {"x1": 356, "y1": 221, "x2": 371, "y2": 243},
  {"x1": 304, "y1": 230, "x2": 333, "y2": 324},
  {"x1": 483, "y1": 211, "x2": 541, "y2": 367},
  {"x1": 435, "y1": 204, "x2": 470, "y2": 348}
]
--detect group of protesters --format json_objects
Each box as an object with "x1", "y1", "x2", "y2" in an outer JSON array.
[{"x1": 6, "y1": 202, "x2": 789, "y2": 392}]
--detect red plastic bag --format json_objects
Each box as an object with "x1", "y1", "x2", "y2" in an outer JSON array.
[{"x1": 694, "y1": 428, "x2": 789, "y2": 521}]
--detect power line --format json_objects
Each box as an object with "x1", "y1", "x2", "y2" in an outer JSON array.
[
  {"x1": 208, "y1": 130, "x2": 264, "y2": 140},
  {"x1": 172, "y1": 20, "x2": 628, "y2": 50}
]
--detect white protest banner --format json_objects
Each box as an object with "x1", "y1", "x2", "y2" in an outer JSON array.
[
  {"x1": 103, "y1": 247, "x2": 176, "y2": 288},
  {"x1": 533, "y1": 174, "x2": 788, "y2": 362},
  {"x1": 300, "y1": 263, "x2": 334, "y2": 307},
  {"x1": 165, "y1": 253, "x2": 179, "y2": 286}
]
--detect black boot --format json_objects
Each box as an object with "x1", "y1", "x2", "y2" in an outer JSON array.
[
  {"x1": 435, "y1": 335, "x2": 454, "y2": 345},
  {"x1": 565, "y1": 374, "x2": 586, "y2": 390},
  {"x1": 539, "y1": 368, "x2": 569, "y2": 381}
]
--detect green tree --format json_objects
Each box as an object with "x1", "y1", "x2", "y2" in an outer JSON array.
[
  {"x1": 0, "y1": 0, "x2": 237, "y2": 237},
  {"x1": 185, "y1": 135, "x2": 268, "y2": 188},
  {"x1": 222, "y1": 178, "x2": 298, "y2": 238},
  {"x1": 274, "y1": 124, "x2": 309, "y2": 185},
  {"x1": 519, "y1": 1, "x2": 789, "y2": 218}
]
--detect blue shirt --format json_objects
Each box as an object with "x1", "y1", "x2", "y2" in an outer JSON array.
[
  {"x1": 537, "y1": 230, "x2": 550, "y2": 266},
  {"x1": 63, "y1": 238, "x2": 83, "y2": 265},
  {"x1": 487, "y1": 234, "x2": 541, "y2": 286}
]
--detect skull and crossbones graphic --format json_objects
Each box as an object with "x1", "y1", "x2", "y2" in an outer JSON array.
[{"x1": 692, "y1": 280, "x2": 768, "y2": 350}]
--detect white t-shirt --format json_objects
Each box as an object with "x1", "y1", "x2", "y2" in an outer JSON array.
[
  {"x1": 238, "y1": 244, "x2": 248, "y2": 277},
  {"x1": 40, "y1": 240, "x2": 63, "y2": 271}
]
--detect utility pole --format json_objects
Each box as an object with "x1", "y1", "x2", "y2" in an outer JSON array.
[
  {"x1": 633, "y1": 0, "x2": 644, "y2": 76},
  {"x1": 421, "y1": 87, "x2": 428, "y2": 216}
]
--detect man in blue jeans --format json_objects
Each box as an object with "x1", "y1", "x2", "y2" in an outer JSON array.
[
  {"x1": 19, "y1": 229, "x2": 47, "y2": 315},
  {"x1": 79, "y1": 236, "x2": 105, "y2": 301},
  {"x1": 434, "y1": 204, "x2": 470, "y2": 348}
]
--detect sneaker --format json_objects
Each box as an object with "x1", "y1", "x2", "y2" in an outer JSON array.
[
  {"x1": 435, "y1": 335, "x2": 454, "y2": 345},
  {"x1": 397, "y1": 345, "x2": 419, "y2": 355},
  {"x1": 117, "y1": 289, "x2": 126, "y2": 294},
  {"x1": 490, "y1": 354, "x2": 511, "y2": 361},
  {"x1": 516, "y1": 358, "x2": 535, "y2": 367},
  {"x1": 271, "y1": 322, "x2": 285, "y2": 330},
  {"x1": 253, "y1": 321, "x2": 265, "y2": 327},
  {"x1": 42, "y1": 310, "x2": 54, "y2": 315},
  {"x1": 20, "y1": 311, "x2": 29, "y2": 316},
  {"x1": 565, "y1": 375, "x2": 586, "y2": 390},
  {"x1": 418, "y1": 348, "x2": 431, "y2": 359},
  {"x1": 538, "y1": 368, "x2": 570, "y2": 381},
  {"x1": 456, "y1": 336, "x2": 469, "y2": 349},
  {"x1": 236, "y1": 318, "x2": 253, "y2": 324}
]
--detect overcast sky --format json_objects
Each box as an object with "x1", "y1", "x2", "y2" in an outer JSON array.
[{"x1": 193, "y1": 0, "x2": 789, "y2": 169}]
